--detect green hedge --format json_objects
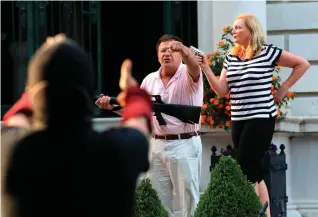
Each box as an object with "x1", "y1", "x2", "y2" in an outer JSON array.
[
  {"x1": 193, "y1": 156, "x2": 262, "y2": 217},
  {"x1": 134, "y1": 178, "x2": 169, "y2": 217}
]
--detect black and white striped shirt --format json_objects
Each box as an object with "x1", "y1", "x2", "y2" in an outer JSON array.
[{"x1": 224, "y1": 44, "x2": 282, "y2": 121}]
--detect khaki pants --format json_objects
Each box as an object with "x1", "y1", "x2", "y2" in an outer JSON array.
[{"x1": 147, "y1": 136, "x2": 202, "y2": 217}]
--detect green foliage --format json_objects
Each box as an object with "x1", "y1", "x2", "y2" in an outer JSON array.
[
  {"x1": 134, "y1": 178, "x2": 169, "y2": 217},
  {"x1": 193, "y1": 156, "x2": 262, "y2": 217}
]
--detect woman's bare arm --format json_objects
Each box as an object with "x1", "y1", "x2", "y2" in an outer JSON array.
[
  {"x1": 199, "y1": 56, "x2": 229, "y2": 97},
  {"x1": 276, "y1": 50, "x2": 310, "y2": 89}
]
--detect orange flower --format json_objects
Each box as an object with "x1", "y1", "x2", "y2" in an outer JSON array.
[
  {"x1": 201, "y1": 115, "x2": 207, "y2": 123},
  {"x1": 209, "y1": 116, "x2": 214, "y2": 125},
  {"x1": 214, "y1": 100, "x2": 219, "y2": 105},
  {"x1": 209, "y1": 98, "x2": 214, "y2": 103},
  {"x1": 287, "y1": 92, "x2": 296, "y2": 98},
  {"x1": 226, "y1": 105, "x2": 231, "y2": 111},
  {"x1": 223, "y1": 25, "x2": 231, "y2": 33},
  {"x1": 272, "y1": 74, "x2": 277, "y2": 80},
  {"x1": 225, "y1": 121, "x2": 231, "y2": 127},
  {"x1": 271, "y1": 85, "x2": 275, "y2": 91},
  {"x1": 211, "y1": 51, "x2": 219, "y2": 57},
  {"x1": 225, "y1": 93, "x2": 230, "y2": 99},
  {"x1": 202, "y1": 104, "x2": 208, "y2": 109},
  {"x1": 219, "y1": 40, "x2": 225, "y2": 47}
]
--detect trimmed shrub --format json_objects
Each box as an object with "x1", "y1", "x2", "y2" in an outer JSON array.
[
  {"x1": 193, "y1": 156, "x2": 262, "y2": 217},
  {"x1": 134, "y1": 178, "x2": 169, "y2": 217}
]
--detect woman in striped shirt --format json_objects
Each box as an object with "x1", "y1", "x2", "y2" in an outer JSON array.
[{"x1": 198, "y1": 13, "x2": 310, "y2": 217}]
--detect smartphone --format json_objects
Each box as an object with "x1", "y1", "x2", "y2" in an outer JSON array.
[{"x1": 190, "y1": 46, "x2": 204, "y2": 56}]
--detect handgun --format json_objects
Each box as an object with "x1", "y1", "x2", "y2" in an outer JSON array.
[{"x1": 190, "y1": 46, "x2": 204, "y2": 56}]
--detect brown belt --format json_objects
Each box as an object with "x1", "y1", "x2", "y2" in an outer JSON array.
[{"x1": 152, "y1": 131, "x2": 201, "y2": 140}]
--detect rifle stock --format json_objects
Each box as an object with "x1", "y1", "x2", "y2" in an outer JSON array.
[{"x1": 108, "y1": 96, "x2": 201, "y2": 126}]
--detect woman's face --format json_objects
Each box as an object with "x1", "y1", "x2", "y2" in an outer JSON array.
[{"x1": 232, "y1": 18, "x2": 251, "y2": 45}]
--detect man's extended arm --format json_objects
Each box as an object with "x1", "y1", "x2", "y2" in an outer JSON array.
[{"x1": 170, "y1": 41, "x2": 201, "y2": 83}]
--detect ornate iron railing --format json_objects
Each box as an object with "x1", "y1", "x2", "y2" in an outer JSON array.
[{"x1": 1, "y1": 1, "x2": 102, "y2": 116}]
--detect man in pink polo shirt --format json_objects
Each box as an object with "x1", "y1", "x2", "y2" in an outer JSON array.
[{"x1": 96, "y1": 34, "x2": 203, "y2": 217}]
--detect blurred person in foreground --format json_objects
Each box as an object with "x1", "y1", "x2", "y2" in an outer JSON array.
[
  {"x1": 5, "y1": 34, "x2": 153, "y2": 217},
  {"x1": 197, "y1": 13, "x2": 310, "y2": 217},
  {"x1": 1, "y1": 92, "x2": 33, "y2": 217}
]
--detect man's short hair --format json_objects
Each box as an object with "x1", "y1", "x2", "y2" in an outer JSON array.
[{"x1": 156, "y1": 34, "x2": 182, "y2": 52}]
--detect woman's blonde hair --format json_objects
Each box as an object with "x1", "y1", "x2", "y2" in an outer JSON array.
[{"x1": 231, "y1": 13, "x2": 265, "y2": 59}]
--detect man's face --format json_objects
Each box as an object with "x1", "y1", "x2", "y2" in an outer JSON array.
[{"x1": 157, "y1": 40, "x2": 182, "y2": 70}]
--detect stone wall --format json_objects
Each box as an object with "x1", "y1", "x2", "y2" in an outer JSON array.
[
  {"x1": 266, "y1": 1, "x2": 318, "y2": 216},
  {"x1": 266, "y1": 1, "x2": 318, "y2": 117}
]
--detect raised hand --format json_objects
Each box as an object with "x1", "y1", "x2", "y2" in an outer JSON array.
[
  {"x1": 117, "y1": 59, "x2": 139, "y2": 107},
  {"x1": 95, "y1": 59, "x2": 139, "y2": 109},
  {"x1": 119, "y1": 59, "x2": 138, "y2": 91},
  {"x1": 196, "y1": 55, "x2": 204, "y2": 65},
  {"x1": 169, "y1": 41, "x2": 184, "y2": 52},
  {"x1": 95, "y1": 94, "x2": 115, "y2": 110},
  {"x1": 197, "y1": 54, "x2": 209, "y2": 70}
]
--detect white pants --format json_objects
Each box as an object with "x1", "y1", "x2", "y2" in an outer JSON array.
[{"x1": 147, "y1": 136, "x2": 202, "y2": 217}]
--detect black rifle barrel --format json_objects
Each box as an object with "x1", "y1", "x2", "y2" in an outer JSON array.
[
  {"x1": 109, "y1": 97, "x2": 119, "y2": 106},
  {"x1": 107, "y1": 96, "x2": 201, "y2": 125}
]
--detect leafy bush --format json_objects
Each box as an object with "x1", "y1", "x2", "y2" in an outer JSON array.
[
  {"x1": 134, "y1": 178, "x2": 169, "y2": 217},
  {"x1": 193, "y1": 156, "x2": 262, "y2": 217}
]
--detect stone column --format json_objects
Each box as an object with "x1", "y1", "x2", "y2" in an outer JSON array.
[{"x1": 197, "y1": 0, "x2": 267, "y2": 53}]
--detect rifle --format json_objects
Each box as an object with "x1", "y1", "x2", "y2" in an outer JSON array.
[{"x1": 109, "y1": 95, "x2": 202, "y2": 126}]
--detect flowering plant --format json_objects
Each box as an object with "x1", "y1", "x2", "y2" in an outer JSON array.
[{"x1": 201, "y1": 25, "x2": 296, "y2": 131}]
